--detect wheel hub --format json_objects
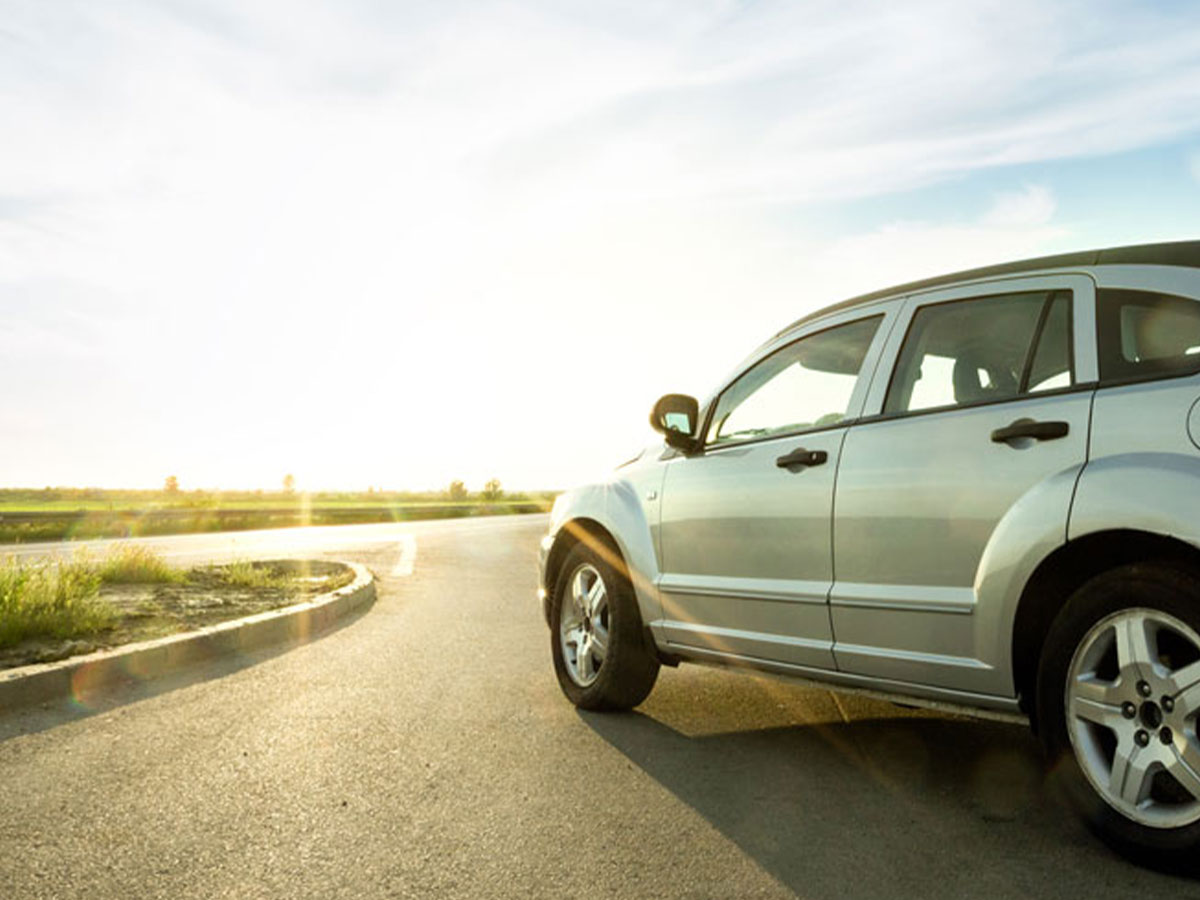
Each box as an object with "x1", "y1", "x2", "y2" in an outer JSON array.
[{"x1": 1139, "y1": 699, "x2": 1164, "y2": 730}]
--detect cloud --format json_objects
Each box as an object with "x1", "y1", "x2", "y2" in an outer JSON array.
[
  {"x1": 478, "y1": 1, "x2": 1200, "y2": 210},
  {"x1": 1, "y1": 0, "x2": 1199, "y2": 487},
  {"x1": 981, "y1": 185, "x2": 1057, "y2": 227},
  {"x1": 7, "y1": 1, "x2": 1200, "y2": 216},
  {"x1": 799, "y1": 217, "x2": 1069, "y2": 304}
]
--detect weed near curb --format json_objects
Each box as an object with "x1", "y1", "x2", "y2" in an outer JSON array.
[
  {"x1": 97, "y1": 544, "x2": 187, "y2": 585},
  {"x1": 1, "y1": 548, "x2": 357, "y2": 666},
  {"x1": 0, "y1": 558, "x2": 114, "y2": 648}
]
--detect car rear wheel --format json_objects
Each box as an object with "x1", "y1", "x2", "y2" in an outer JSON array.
[
  {"x1": 1037, "y1": 563, "x2": 1200, "y2": 871},
  {"x1": 550, "y1": 542, "x2": 659, "y2": 711}
]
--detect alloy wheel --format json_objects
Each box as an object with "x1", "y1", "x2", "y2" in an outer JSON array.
[
  {"x1": 1066, "y1": 607, "x2": 1200, "y2": 828},
  {"x1": 559, "y1": 562, "x2": 610, "y2": 687}
]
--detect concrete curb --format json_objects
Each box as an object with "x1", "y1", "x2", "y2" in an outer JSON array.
[{"x1": 0, "y1": 561, "x2": 376, "y2": 713}]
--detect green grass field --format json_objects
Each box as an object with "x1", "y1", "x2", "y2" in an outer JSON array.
[
  {"x1": 0, "y1": 488, "x2": 556, "y2": 512},
  {"x1": 0, "y1": 488, "x2": 557, "y2": 544}
]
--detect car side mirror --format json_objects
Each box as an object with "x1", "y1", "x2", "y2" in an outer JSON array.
[{"x1": 650, "y1": 394, "x2": 700, "y2": 451}]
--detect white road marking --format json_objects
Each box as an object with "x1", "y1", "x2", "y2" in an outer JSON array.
[{"x1": 392, "y1": 534, "x2": 417, "y2": 576}]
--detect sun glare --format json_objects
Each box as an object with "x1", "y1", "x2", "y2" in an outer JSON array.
[{"x1": 1, "y1": 2, "x2": 1198, "y2": 491}]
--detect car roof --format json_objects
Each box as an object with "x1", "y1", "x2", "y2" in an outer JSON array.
[{"x1": 773, "y1": 239, "x2": 1200, "y2": 340}]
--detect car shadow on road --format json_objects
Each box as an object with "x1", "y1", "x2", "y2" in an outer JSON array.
[
  {"x1": 0, "y1": 600, "x2": 375, "y2": 744},
  {"x1": 580, "y1": 693, "x2": 1200, "y2": 899}
]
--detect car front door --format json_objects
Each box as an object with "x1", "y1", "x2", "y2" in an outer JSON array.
[
  {"x1": 830, "y1": 275, "x2": 1097, "y2": 695},
  {"x1": 656, "y1": 306, "x2": 897, "y2": 669}
]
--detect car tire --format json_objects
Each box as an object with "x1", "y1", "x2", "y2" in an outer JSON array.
[
  {"x1": 550, "y1": 542, "x2": 659, "y2": 711},
  {"x1": 1037, "y1": 563, "x2": 1200, "y2": 872}
]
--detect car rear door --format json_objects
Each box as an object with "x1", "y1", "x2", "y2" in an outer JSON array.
[
  {"x1": 829, "y1": 275, "x2": 1096, "y2": 695},
  {"x1": 656, "y1": 304, "x2": 899, "y2": 669}
]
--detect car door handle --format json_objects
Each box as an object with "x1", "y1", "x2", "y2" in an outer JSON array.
[
  {"x1": 776, "y1": 447, "x2": 828, "y2": 468},
  {"x1": 990, "y1": 418, "x2": 1070, "y2": 444}
]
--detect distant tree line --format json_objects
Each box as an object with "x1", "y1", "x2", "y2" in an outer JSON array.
[
  {"x1": 446, "y1": 479, "x2": 505, "y2": 502},
  {"x1": 0, "y1": 479, "x2": 556, "y2": 509}
]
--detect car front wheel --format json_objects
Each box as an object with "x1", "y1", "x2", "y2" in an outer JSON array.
[
  {"x1": 1038, "y1": 563, "x2": 1200, "y2": 871},
  {"x1": 550, "y1": 542, "x2": 659, "y2": 711}
]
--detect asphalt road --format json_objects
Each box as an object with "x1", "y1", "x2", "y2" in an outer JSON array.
[{"x1": 2, "y1": 516, "x2": 1199, "y2": 898}]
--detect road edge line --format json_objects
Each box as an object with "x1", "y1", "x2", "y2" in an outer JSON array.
[{"x1": 0, "y1": 561, "x2": 376, "y2": 713}]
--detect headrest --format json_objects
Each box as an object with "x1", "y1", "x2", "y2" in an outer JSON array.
[{"x1": 952, "y1": 357, "x2": 987, "y2": 405}]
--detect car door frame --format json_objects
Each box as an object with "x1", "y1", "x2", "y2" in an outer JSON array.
[
  {"x1": 654, "y1": 297, "x2": 906, "y2": 669},
  {"x1": 829, "y1": 271, "x2": 1100, "y2": 698}
]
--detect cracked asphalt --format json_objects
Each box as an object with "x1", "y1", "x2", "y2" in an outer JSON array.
[{"x1": 2, "y1": 515, "x2": 1198, "y2": 898}]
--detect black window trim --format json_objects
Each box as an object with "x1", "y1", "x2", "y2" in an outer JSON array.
[
  {"x1": 697, "y1": 415, "x2": 861, "y2": 456},
  {"x1": 1017, "y1": 292, "x2": 1057, "y2": 393},
  {"x1": 1094, "y1": 369, "x2": 1200, "y2": 392},
  {"x1": 853, "y1": 380, "x2": 1098, "y2": 428}
]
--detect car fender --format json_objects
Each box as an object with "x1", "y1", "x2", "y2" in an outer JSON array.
[
  {"x1": 973, "y1": 462, "x2": 1086, "y2": 694},
  {"x1": 543, "y1": 466, "x2": 666, "y2": 632},
  {"x1": 1069, "y1": 452, "x2": 1200, "y2": 548}
]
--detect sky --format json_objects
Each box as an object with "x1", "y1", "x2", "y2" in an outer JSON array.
[{"x1": 3, "y1": 0, "x2": 1200, "y2": 492}]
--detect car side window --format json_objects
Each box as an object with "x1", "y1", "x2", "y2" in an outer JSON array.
[
  {"x1": 884, "y1": 290, "x2": 1073, "y2": 415},
  {"x1": 1097, "y1": 288, "x2": 1200, "y2": 384},
  {"x1": 707, "y1": 315, "x2": 882, "y2": 446}
]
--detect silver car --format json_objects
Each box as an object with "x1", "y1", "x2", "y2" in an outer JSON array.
[{"x1": 538, "y1": 239, "x2": 1200, "y2": 869}]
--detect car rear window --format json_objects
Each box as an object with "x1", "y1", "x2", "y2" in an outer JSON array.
[{"x1": 1097, "y1": 288, "x2": 1200, "y2": 384}]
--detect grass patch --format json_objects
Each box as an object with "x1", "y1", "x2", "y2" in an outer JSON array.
[
  {"x1": 0, "y1": 557, "x2": 115, "y2": 649},
  {"x1": 204, "y1": 560, "x2": 290, "y2": 590},
  {"x1": 187, "y1": 559, "x2": 354, "y2": 594},
  {"x1": 0, "y1": 544, "x2": 183, "y2": 649},
  {"x1": 97, "y1": 544, "x2": 187, "y2": 585},
  {"x1": 0, "y1": 549, "x2": 357, "y2": 663}
]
